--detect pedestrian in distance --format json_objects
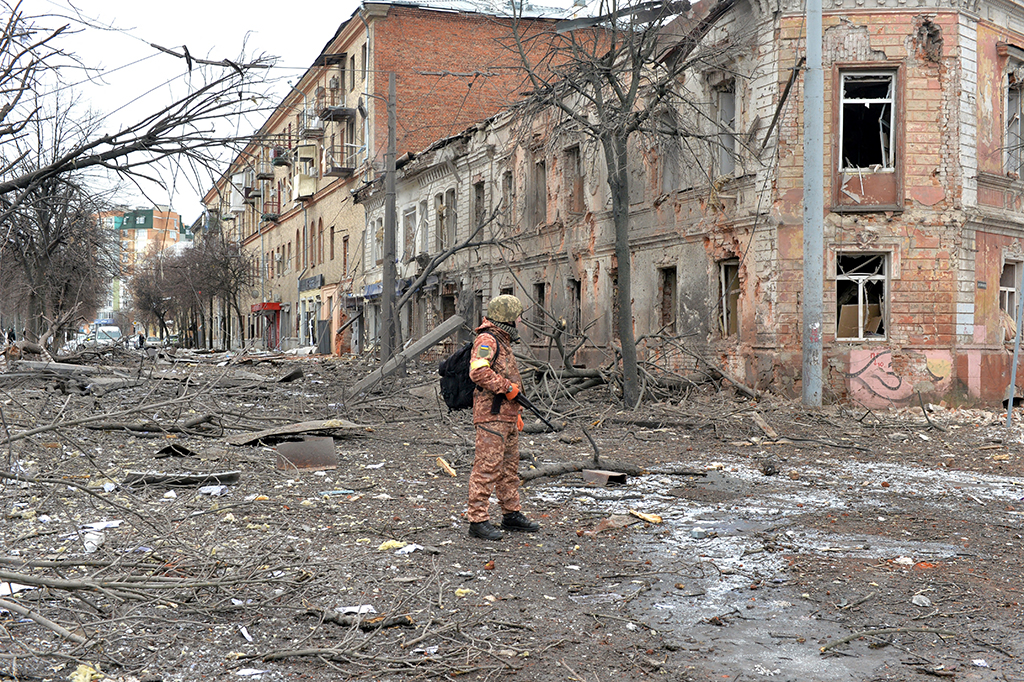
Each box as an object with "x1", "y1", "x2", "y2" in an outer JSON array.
[
  {"x1": 138, "y1": 332, "x2": 146, "y2": 350},
  {"x1": 466, "y1": 294, "x2": 540, "y2": 541}
]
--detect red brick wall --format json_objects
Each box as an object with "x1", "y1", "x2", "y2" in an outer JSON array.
[{"x1": 373, "y1": 7, "x2": 554, "y2": 155}]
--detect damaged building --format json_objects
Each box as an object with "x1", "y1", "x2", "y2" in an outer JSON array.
[{"x1": 355, "y1": 0, "x2": 1024, "y2": 407}]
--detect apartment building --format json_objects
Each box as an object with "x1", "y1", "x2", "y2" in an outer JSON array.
[
  {"x1": 203, "y1": 1, "x2": 560, "y2": 352},
  {"x1": 355, "y1": 0, "x2": 1024, "y2": 407}
]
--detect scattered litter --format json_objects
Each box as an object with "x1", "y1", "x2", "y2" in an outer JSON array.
[
  {"x1": 0, "y1": 582, "x2": 34, "y2": 596},
  {"x1": 568, "y1": 593, "x2": 623, "y2": 605},
  {"x1": 366, "y1": 462, "x2": 385, "y2": 469},
  {"x1": 82, "y1": 531, "x2": 104, "y2": 553},
  {"x1": 199, "y1": 485, "x2": 230, "y2": 496},
  {"x1": 68, "y1": 664, "x2": 103, "y2": 682},
  {"x1": 320, "y1": 489, "x2": 355, "y2": 496},
  {"x1": 163, "y1": 490, "x2": 177, "y2": 500},
  {"x1": 911, "y1": 594, "x2": 932, "y2": 608},
  {"x1": 235, "y1": 669, "x2": 270, "y2": 677},
  {"x1": 893, "y1": 556, "x2": 914, "y2": 565},
  {"x1": 378, "y1": 540, "x2": 407, "y2": 551},
  {"x1": 395, "y1": 543, "x2": 423, "y2": 555},
  {"x1": 582, "y1": 514, "x2": 638, "y2": 536},
  {"x1": 239, "y1": 625, "x2": 253, "y2": 642},
  {"x1": 80, "y1": 520, "x2": 123, "y2": 531},
  {"x1": 102, "y1": 482, "x2": 116, "y2": 493},
  {"x1": 690, "y1": 528, "x2": 708, "y2": 539},
  {"x1": 336, "y1": 605, "x2": 377, "y2": 615},
  {"x1": 276, "y1": 437, "x2": 338, "y2": 471},
  {"x1": 413, "y1": 645, "x2": 439, "y2": 655},
  {"x1": 437, "y1": 457, "x2": 457, "y2": 477},
  {"x1": 123, "y1": 470, "x2": 241, "y2": 487},
  {"x1": 455, "y1": 588, "x2": 475, "y2": 598},
  {"x1": 373, "y1": 493, "x2": 393, "y2": 500},
  {"x1": 156, "y1": 443, "x2": 198, "y2": 458},
  {"x1": 628, "y1": 509, "x2": 662, "y2": 524},
  {"x1": 973, "y1": 659, "x2": 989, "y2": 667},
  {"x1": 582, "y1": 469, "x2": 627, "y2": 486}
]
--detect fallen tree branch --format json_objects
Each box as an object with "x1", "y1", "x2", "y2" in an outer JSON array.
[
  {"x1": 521, "y1": 459, "x2": 642, "y2": 482},
  {"x1": 820, "y1": 627, "x2": 957, "y2": 653},
  {"x1": 0, "y1": 597, "x2": 90, "y2": 645}
]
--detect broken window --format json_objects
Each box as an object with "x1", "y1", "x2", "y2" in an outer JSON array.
[
  {"x1": 835, "y1": 253, "x2": 887, "y2": 340},
  {"x1": 418, "y1": 200, "x2": 428, "y2": 254},
  {"x1": 445, "y1": 188, "x2": 457, "y2": 246},
  {"x1": 1000, "y1": 261, "x2": 1023, "y2": 322},
  {"x1": 840, "y1": 73, "x2": 894, "y2": 171},
  {"x1": 533, "y1": 282, "x2": 546, "y2": 326},
  {"x1": 434, "y1": 193, "x2": 445, "y2": 251},
  {"x1": 565, "y1": 145, "x2": 584, "y2": 214},
  {"x1": 719, "y1": 259, "x2": 740, "y2": 337},
  {"x1": 568, "y1": 278, "x2": 582, "y2": 337},
  {"x1": 716, "y1": 83, "x2": 736, "y2": 177},
  {"x1": 533, "y1": 159, "x2": 548, "y2": 226},
  {"x1": 472, "y1": 181, "x2": 486, "y2": 228},
  {"x1": 1008, "y1": 70, "x2": 1023, "y2": 176},
  {"x1": 501, "y1": 170, "x2": 514, "y2": 226},
  {"x1": 402, "y1": 208, "x2": 416, "y2": 262},
  {"x1": 658, "y1": 266, "x2": 677, "y2": 334},
  {"x1": 441, "y1": 294, "x2": 456, "y2": 322}
]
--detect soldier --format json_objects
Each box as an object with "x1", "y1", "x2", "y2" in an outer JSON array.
[{"x1": 466, "y1": 294, "x2": 540, "y2": 541}]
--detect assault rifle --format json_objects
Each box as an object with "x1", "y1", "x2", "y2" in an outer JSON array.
[{"x1": 490, "y1": 391, "x2": 557, "y2": 431}]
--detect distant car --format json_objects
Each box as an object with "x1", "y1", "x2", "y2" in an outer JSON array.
[
  {"x1": 82, "y1": 326, "x2": 123, "y2": 349},
  {"x1": 146, "y1": 336, "x2": 162, "y2": 347}
]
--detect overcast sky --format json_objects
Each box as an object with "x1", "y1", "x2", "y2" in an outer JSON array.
[{"x1": 28, "y1": 0, "x2": 362, "y2": 222}]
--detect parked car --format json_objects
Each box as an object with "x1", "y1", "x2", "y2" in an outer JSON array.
[{"x1": 82, "y1": 325, "x2": 123, "y2": 350}]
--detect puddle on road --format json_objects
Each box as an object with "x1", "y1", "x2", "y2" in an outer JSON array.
[{"x1": 531, "y1": 454, "x2": 1023, "y2": 681}]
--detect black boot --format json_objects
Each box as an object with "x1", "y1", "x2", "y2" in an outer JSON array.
[
  {"x1": 501, "y1": 511, "x2": 540, "y2": 532},
  {"x1": 469, "y1": 521, "x2": 503, "y2": 541}
]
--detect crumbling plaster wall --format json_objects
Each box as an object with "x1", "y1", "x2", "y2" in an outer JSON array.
[{"x1": 772, "y1": 9, "x2": 969, "y2": 405}]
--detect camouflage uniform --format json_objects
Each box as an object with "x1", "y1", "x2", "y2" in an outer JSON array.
[{"x1": 466, "y1": 318, "x2": 523, "y2": 523}]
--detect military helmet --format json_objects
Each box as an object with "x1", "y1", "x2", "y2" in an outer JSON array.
[{"x1": 486, "y1": 294, "x2": 523, "y2": 323}]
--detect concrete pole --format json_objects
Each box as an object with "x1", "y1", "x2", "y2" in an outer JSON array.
[
  {"x1": 382, "y1": 72, "x2": 397, "y2": 364},
  {"x1": 802, "y1": 0, "x2": 824, "y2": 407}
]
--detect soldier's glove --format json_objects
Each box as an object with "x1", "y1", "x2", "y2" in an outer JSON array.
[
  {"x1": 505, "y1": 384, "x2": 520, "y2": 401},
  {"x1": 516, "y1": 414, "x2": 524, "y2": 431}
]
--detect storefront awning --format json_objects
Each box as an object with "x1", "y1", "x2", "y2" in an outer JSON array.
[{"x1": 251, "y1": 302, "x2": 281, "y2": 312}]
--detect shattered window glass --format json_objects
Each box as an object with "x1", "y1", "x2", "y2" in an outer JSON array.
[
  {"x1": 1000, "y1": 261, "x2": 1022, "y2": 321},
  {"x1": 840, "y1": 73, "x2": 895, "y2": 171},
  {"x1": 1008, "y1": 71, "x2": 1023, "y2": 176},
  {"x1": 836, "y1": 254, "x2": 887, "y2": 340}
]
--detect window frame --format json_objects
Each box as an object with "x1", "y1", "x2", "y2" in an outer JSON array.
[
  {"x1": 719, "y1": 259, "x2": 740, "y2": 338},
  {"x1": 834, "y1": 252, "x2": 888, "y2": 341},
  {"x1": 1008, "y1": 67, "x2": 1024, "y2": 177},
  {"x1": 1000, "y1": 260, "x2": 1023, "y2": 322},
  {"x1": 831, "y1": 63, "x2": 904, "y2": 212}
]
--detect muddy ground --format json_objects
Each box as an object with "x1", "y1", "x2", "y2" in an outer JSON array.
[{"x1": 1, "y1": 349, "x2": 1022, "y2": 682}]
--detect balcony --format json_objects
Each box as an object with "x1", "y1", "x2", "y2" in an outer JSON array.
[
  {"x1": 298, "y1": 109, "x2": 324, "y2": 139},
  {"x1": 324, "y1": 142, "x2": 359, "y2": 178},
  {"x1": 255, "y1": 161, "x2": 274, "y2": 180},
  {"x1": 261, "y1": 192, "x2": 281, "y2": 222},
  {"x1": 316, "y1": 90, "x2": 357, "y2": 122},
  {"x1": 271, "y1": 146, "x2": 292, "y2": 167},
  {"x1": 243, "y1": 186, "x2": 263, "y2": 204},
  {"x1": 292, "y1": 174, "x2": 317, "y2": 201}
]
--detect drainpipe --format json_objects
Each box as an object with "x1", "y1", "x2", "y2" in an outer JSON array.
[{"x1": 801, "y1": 0, "x2": 824, "y2": 407}]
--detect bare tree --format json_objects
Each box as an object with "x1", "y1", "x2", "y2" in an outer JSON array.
[
  {"x1": 0, "y1": 1, "x2": 273, "y2": 336},
  {"x1": 506, "y1": 0, "x2": 741, "y2": 406}
]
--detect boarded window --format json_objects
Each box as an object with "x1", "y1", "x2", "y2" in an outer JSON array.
[
  {"x1": 658, "y1": 266, "x2": 677, "y2": 334},
  {"x1": 835, "y1": 254, "x2": 887, "y2": 340},
  {"x1": 720, "y1": 259, "x2": 740, "y2": 337},
  {"x1": 403, "y1": 208, "x2": 416, "y2": 262}
]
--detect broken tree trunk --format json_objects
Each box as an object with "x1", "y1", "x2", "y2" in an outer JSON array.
[
  {"x1": 347, "y1": 315, "x2": 464, "y2": 399},
  {"x1": 521, "y1": 459, "x2": 642, "y2": 482}
]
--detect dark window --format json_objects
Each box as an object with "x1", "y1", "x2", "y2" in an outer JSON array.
[
  {"x1": 568, "y1": 278, "x2": 582, "y2": 336},
  {"x1": 565, "y1": 145, "x2": 584, "y2": 213},
  {"x1": 445, "y1": 188, "x2": 457, "y2": 247},
  {"x1": 533, "y1": 159, "x2": 547, "y2": 226},
  {"x1": 533, "y1": 282, "x2": 546, "y2": 326},
  {"x1": 840, "y1": 73, "x2": 894, "y2": 170},
  {"x1": 720, "y1": 259, "x2": 740, "y2": 337},
  {"x1": 342, "y1": 236, "x2": 349, "y2": 275},
  {"x1": 835, "y1": 253, "x2": 887, "y2": 340},
  {"x1": 473, "y1": 181, "x2": 486, "y2": 228},
  {"x1": 658, "y1": 266, "x2": 677, "y2": 334}
]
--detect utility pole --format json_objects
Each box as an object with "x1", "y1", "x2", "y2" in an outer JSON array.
[
  {"x1": 381, "y1": 72, "x2": 397, "y2": 364},
  {"x1": 802, "y1": 0, "x2": 824, "y2": 407}
]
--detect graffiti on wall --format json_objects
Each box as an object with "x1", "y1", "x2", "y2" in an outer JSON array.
[{"x1": 845, "y1": 349, "x2": 953, "y2": 408}]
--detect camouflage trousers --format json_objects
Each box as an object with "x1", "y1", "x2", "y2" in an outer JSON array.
[{"x1": 466, "y1": 421, "x2": 521, "y2": 523}]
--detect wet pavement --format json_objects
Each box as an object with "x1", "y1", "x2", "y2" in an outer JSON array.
[{"x1": 532, "y1": 452, "x2": 1024, "y2": 681}]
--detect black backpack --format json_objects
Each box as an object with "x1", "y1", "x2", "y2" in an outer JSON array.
[{"x1": 438, "y1": 337, "x2": 500, "y2": 411}]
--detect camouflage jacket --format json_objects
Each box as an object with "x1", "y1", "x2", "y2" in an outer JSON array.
[{"x1": 468, "y1": 320, "x2": 522, "y2": 425}]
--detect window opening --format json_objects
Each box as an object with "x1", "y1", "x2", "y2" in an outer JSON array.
[
  {"x1": 716, "y1": 84, "x2": 736, "y2": 176},
  {"x1": 500, "y1": 285, "x2": 514, "y2": 297},
  {"x1": 533, "y1": 159, "x2": 547, "y2": 226},
  {"x1": 836, "y1": 253, "x2": 887, "y2": 339},
  {"x1": 1000, "y1": 261, "x2": 1023, "y2": 321},
  {"x1": 568, "y1": 278, "x2": 582, "y2": 336},
  {"x1": 565, "y1": 145, "x2": 584, "y2": 213},
  {"x1": 445, "y1": 187, "x2": 457, "y2": 246},
  {"x1": 658, "y1": 266, "x2": 677, "y2": 334},
  {"x1": 501, "y1": 170, "x2": 514, "y2": 226},
  {"x1": 840, "y1": 73, "x2": 894, "y2": 171},
  {"x1": 403, "y1": 208, "x2": 416, "y2": 261},
  {"x1": 1008, "y1": 71, "x2": 1023, "y2": 176},
  {"x1": 533, "y1": 282, "x2": 546, "y2": 326},
  {"x1": 441, "y1": 294, "x2": 456, "y2": 321},
  {"x1": 434, "y1": 193, "x2": 445, "y2": 251},
  {"x1": 719, "y1": 259, "x2": 740, "y2": 336},
  {"x1": 473, "y1": 181, "x2": 486, "y2": 228}
]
